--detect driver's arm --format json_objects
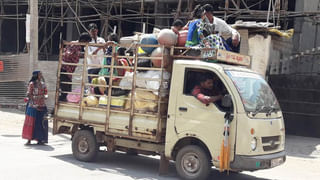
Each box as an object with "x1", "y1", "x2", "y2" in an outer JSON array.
[{"x1": 192, "y1": 86, "x2": 221, "y2": 105}]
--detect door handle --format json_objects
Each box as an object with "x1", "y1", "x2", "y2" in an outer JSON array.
[{"x1": 179, "y1": 107, "x2": 188, "y2": 112}]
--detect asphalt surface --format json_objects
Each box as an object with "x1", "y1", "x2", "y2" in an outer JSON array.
[{"x1": 1, "y1": 108, "x2": 320, "y2": 180}]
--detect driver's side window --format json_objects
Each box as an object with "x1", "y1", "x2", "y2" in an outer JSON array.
[{"x1": 183, "y1": 68, "x2": 230, "y2": 112}]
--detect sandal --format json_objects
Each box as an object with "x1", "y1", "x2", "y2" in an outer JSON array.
[
  {"x1": 37, "y1": 141, "x2": 44, "y2": 145},
  {"x1": 25, "y1": 140, "x2": 31, "y2": 145}
]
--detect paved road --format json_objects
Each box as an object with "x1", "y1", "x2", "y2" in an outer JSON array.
[{"x1": 1, "y1": 108, "x2": 320, "y2": 180}]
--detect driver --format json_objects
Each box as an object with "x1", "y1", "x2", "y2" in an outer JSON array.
[{"x1": 192, "y1": 73, "x2": 223, "y2": 105}]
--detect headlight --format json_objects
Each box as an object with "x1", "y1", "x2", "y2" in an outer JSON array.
[{"x1": 251, "y1": 137, "x2": 257, "y2": 151}]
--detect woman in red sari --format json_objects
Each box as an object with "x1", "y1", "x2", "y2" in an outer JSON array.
[{"x1": 22, "y1": 71, "x2": 48, "y2": 145}]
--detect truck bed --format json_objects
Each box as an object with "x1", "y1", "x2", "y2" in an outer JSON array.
[{"x1": 53, "y1": 42, "x2": 250, "y2": 144}]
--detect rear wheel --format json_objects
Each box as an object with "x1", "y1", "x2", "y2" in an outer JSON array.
[
  {"x1": 176, "y1": 145, "x2": 211, "y2": 180},
  {"x1": 72, "y1": 130, "x2": 98, "y2": 162}
]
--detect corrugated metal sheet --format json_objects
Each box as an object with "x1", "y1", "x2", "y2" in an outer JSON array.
[
  {"x1": 0, "y1": 81, "x2": 26, "y2": 105},
  {"x1": 0, "y1": 54, "x2": 29, "y2": 82},
  {"x1": 0, "y1": 54, "x2": 29, "y2": 105}
]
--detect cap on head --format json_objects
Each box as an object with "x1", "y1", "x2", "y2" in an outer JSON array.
[{"x1": 88, "y1": 23, "x2": 98, "y2": 31}]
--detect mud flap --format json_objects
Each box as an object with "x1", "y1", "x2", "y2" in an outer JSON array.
[{"x1": 158, "y1": 153, "x2": 169, "y2": 175}]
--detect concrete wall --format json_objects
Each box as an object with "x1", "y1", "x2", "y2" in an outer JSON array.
[
  {"x1": 293, "y1": 0, "x2": 320, "y2": 53},
  {"x1": 248, "y1": 34, "x2": 272, "y2": 78},
  {"x1": 38, "y1": 61, "x2": 58, "y2": 110},
  {"x1": 269, "y1": 36, "x2": 294, "y2": 75},
  {"x1": 237, "y1": 31, "x2": 293, "y2": 78},
  {"x1": 37, "y1": 58, "x2": 85, "y2": 111},
  {"x1": 269, "y1": 0, "x2": 320, "y2": 138},
  {"x1": 0, "y1": 57, "x2": 59, "y2": 110},
  {"x1": 269, "y1": 74, "x2": 320, "y2": 137}
]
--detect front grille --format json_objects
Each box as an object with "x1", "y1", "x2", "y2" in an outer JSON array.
[
  {"x1": 263, "y1": 144, "x2": 279, "y2": 151},
  {"x1": 261, "y1": 136, "x2": 280, "y2": 151}
]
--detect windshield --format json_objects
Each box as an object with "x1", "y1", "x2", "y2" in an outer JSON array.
[{"x1": 226, "y1": 70, "x2": 280, "y2": 113}]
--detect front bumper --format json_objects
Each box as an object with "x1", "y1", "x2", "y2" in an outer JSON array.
[{"x1": 230, "y1": 151, "x2": 286, "y2": 171}]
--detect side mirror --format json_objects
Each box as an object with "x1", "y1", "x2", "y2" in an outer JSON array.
[{"x1": 221, "y1": 94, "x2": 232, "y2": 108}]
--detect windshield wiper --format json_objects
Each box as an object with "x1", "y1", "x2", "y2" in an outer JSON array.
[
  {"x1": 266, "y1": 105, "x2": 280, "y2": 116},
  {"x1": 251, "y1": 105, "x2": 279, "y2": 117},
  {"x1": 251, "y1": 105, "x2": 265, "y2": 117}
]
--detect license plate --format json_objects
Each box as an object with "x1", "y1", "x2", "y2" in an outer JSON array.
[{"x1": 271, "y1": 157, "x2": 284, "y2": 167}]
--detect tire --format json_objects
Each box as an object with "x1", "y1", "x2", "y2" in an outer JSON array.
[
  {"x1": 72, "y1": 130, "x2": 98, "y2": 162},
  {"x1": 176, "y1": 145, "x2": 211, "y2": 180}
]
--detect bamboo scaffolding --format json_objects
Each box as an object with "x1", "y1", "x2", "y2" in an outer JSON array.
[{"x1": 1, "y1": 0, "x2": 308, "y2": 55}]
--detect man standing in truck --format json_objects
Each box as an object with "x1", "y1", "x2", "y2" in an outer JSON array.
[
  {"x1": 192, "y1": 73, "x2": 223, "y2": 105},
  {"x1": 59, "y1": 32, "x2": 91, "y2": 101},
  {"x1": 87, "y1": 23, "x2": 106, "y2": 82}
]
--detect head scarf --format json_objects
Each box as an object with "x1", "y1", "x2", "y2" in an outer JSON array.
[
  {"x1": 32, "y1": 70, "x2": 40, "y2": 76},
  {"x1": 29, "y1": 70, "x2": 41, "y2": 83}
]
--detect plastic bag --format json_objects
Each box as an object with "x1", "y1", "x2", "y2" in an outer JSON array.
[
  {"x1": 119, "y1": 70, "x2": 170, "y2": 96},
  {"x1": 125, "y1": 90, "x2": 158, "y2": 112},
  {"x1": 67, "y1": 87, "x2": 81, "y2": 103}
]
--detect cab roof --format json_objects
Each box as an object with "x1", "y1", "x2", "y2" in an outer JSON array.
[{"x1": 174, "y1": 59, "x2": 257, "y2": 74}]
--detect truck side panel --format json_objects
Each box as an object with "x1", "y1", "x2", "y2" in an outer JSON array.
[{"x1": 56, "y1": 103, "x2": 166, "y2": 140}]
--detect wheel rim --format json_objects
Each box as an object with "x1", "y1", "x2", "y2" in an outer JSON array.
[
  {"x1": 78, "y1": 137, "x2": 89, "y2": 153},
  {"x1": 181, "y1": 152, "x2": 201, "y2": 176}
]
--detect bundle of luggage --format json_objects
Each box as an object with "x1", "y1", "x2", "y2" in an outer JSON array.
[{"x1": 80, "y1": 29, "x2": 175, "y2": 113}]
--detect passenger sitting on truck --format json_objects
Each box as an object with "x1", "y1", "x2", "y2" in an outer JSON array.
[
  {"x1": 171, "y1": 19, "x2": 184, "y2": 35},
  {"x1": 92, "y1": 76, "x2": 129, "y2": 97},
  {"x1": 92, "y1": 76, "x2": 107, "y2": 95},
  {"x1": 117, "y1": 47, "x2": 132, "y2": 77},
  {"x1": 201, "y1": 4, "x2": 240, "y2": 53},
  {"x1": 98, "y1": 34, "x2": 120, "y2": 83},
  {"x1": 192, "y1": 73, "x2": 223, "y2": 105},
  {"x1": 185, "y1": 4, "x2": 203, "y2": 47},
  {"x1": 105, "y1": 33, "x2": 119, "y2": 65},
  {"x1": 197, "y1": 5, "x2": 228, "y2": 55}
]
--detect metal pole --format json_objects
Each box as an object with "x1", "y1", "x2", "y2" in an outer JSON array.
[{"x1": 267, "y1": 0, "x2": 272, "y2": 23}]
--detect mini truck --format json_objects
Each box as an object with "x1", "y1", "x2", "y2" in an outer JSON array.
[{"x1": 53, "y1": 42, "x2": 286, "y2": 180}]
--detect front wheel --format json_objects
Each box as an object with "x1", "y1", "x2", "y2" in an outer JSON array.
[
  {"x1": 72, "y1": 130, "x2": 98, "y2": 162},
  {"x1": 176, "y1": 145, "x2": 211, "y2": 180}
]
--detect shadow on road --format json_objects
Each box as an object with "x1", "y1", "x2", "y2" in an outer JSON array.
[
  {"x1": 285, "y1": 135, "x2": 320, "y2": 159},
  {"x1": 48, "y1": 126, "x2": 72, "y2": 141},
  {"x1": 0, "y1": 108, "x2": 25, "y2": 115},
  {"x1": 1, "y1": 134, "x2": 21, "y2": 138},
  {"x1": 53, "y1": 151, "x2": 271, "y2": 180},
  {"x1": 24, "y1": 143, "x2": 55, "y2": 151}
]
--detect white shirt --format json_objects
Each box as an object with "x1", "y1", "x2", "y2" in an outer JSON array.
[
  {"x1": 211, "y1": 17, "x2": 240, "y2": 39},
  {"x1": 87, "y1": 37, "x2": 105, "y2": 70}
]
